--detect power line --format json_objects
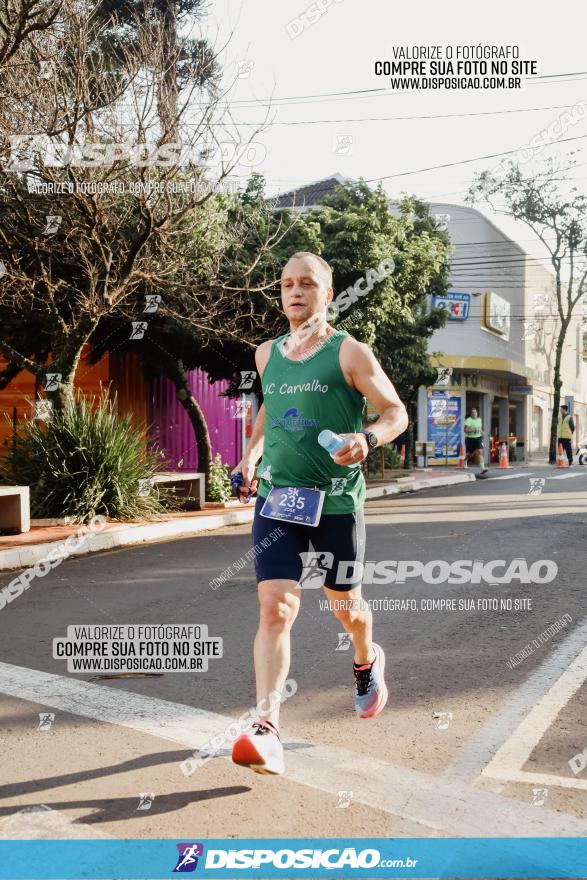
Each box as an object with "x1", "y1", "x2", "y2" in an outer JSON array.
[
  {"x1": 224, "y1": 71, "x2": 587, "y2": 108},
  {"x1": 244, "y1": 158, "x2": 587, "y2": 191},
  {"x1": 449, "y1": 258, "x2": 554, "y2": 267},
  {"x1": 449, "y1": 242, "x2": 539, "y2": 248},
  {"x1": 364, "y1": 134, "x2": 587, "y2": 181},
  {"x1": 190, "y1": 102, "x2": 586, "y2": 126}
]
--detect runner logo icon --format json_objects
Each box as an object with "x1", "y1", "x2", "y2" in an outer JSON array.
[
  {"x1": 173, "y1": 843, "x2": 204, "y2": 872},
  {"x1": 299, "y1": 551, "x2": 334, "y2": 588}
]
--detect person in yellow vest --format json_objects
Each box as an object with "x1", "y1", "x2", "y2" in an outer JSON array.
[{"x1": 558, "y1": 404, "x2": 575, "y2": 466}]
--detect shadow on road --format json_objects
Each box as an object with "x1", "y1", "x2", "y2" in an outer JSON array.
[{"x1": 0, "y1": 785, "x2": 250, "y2": 825}]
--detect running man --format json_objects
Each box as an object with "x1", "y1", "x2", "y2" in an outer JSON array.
[
  {"x1": 464, "y1": 407, "x2": 488, "y2": 475},
  {"x1": 230, "y1": 251, "x2": 408, "y2": 775}
]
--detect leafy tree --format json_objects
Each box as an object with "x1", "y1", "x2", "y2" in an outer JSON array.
[
  {"x1": 311, "y1": 182, "x2": 450, "y2": 347},
  {"x1": 86, "y1": 175, "x2": 307, "y2": 489},
  {"x1": 374, "y1": 196, "x2": 450, "y2": 460},
  {"x1": 196, "y1": 179, "x2": 452, "y2": 443},
  {"x1": 90, "y1": 0, "x2": 221, "y2": 141},
  {"x1": 0, "y1": 0, "x2": 268, "y2": 411},
  {"x1": 307, "y1": 183, "x2": 450, "y2": 462}
]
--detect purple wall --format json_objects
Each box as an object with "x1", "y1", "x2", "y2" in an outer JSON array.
[{"x1": 148, "y1": 369, "x2": 242, "y2": 470}]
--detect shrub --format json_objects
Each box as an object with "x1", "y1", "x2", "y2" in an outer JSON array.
[
  {"x1": 384, "y1": 444, "x2": 404, "y2": 470},
  {"x1": 1, "y1": 392, "x2": 174, "y2": 522},
  {"x1": 364, "y1": 442, "x2": 405, "y2": 477},
  {"x1": 208, "y1": 453, "x2": 232, "y2": 502}
]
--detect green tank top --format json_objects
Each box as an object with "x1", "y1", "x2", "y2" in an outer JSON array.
[{"x1": 257, "y1": 329, "x2": 367, "y2": 514}]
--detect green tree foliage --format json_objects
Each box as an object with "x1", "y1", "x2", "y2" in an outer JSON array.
[{"x1": 313, "y1": 182, "x2": 450, "y2": 348}]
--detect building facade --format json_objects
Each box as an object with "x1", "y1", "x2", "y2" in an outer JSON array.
[
  {"x1": 418, "y1": 203, "x2": 587, "y2": 463},
  {"x1": 270, "y1": 175, "x2": 587, "y2": 463}
]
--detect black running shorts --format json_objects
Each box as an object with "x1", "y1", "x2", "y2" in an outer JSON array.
[
  {"x1": 465, "y1": 437, "x2": 483, "y2": 454},
  {"x1": 252, "y1": 495, "x2": 366, "y2": 592}
]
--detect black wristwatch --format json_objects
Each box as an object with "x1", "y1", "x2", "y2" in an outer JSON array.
[{"x1": 361, "y1": 429, "x2": 378, "y2": 449}]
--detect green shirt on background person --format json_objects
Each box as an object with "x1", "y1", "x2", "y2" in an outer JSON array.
[{"x1": 464, "y1": 416, "x2": 482, "y2": 439}]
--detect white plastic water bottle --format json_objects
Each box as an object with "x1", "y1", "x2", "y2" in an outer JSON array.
[{"x1": 318, "y1": 429, "x2": 347, "y2": 457}]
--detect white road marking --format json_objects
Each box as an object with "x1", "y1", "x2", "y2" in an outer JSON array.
[
  {"x1": 481, "y1": 644, "x2": 587, "y2": 788},
  {"x1": 283, "y1": 742, "x2": 587, "y2": 835},
  {"x1": 487, "y1": 472, "x2": 536, "y2": 480},
  {"x1": 0, "y1": 804, "x2": 115, "y2": 839},
  {"x1": 446, "y1": 616, "x2": 587, "y2": 791},
  {"x1": 481, "y1": 769, "x2": 587, "y2": 790},
  {"x1": 485, "y1": 470, "x2": 587, "y2": 481},
  {"x1": 0, "y1": 662, "x2": 586, "y2": 836},
  {"x1": 0, "y1": 662, "x2": 230, "y2": 748},
  {"x1": 546, "y1": 471, "x2": 587, "y2": 480}
]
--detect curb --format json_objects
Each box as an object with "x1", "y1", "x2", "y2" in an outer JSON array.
[
  {"x1": 0, "y1": 473, "x2": 475, "y2": 573},
  {"x1": 0, "y1": 508, "x2": 255, "y2": 573},
  {"x1": 365, "y1": 472, "x2": 475, "y2": 500}
]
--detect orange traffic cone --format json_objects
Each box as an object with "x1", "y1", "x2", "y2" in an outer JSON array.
[
  {"x1": 556, "y1": 443, "x2": 569, "y2": 468},
  {"x1": 498, "y1": 442, "x2": 511, "y2": 469},
  {"x1": 457, "y1": 443, "x2": 467, "y2": 468}
]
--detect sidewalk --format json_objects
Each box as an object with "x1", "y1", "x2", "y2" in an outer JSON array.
[
  {"x1": 365, "y1": 466, "x2": 474, "y2": 499},
  {"x1": 0, "y1": 469, "x2": 474, "y2": 573}
]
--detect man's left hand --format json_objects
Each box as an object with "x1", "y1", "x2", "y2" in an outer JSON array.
[{"x1": 332, "y1": 432, "x2": 370, "y2": 466}]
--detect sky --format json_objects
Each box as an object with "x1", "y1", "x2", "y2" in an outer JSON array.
[{"x1": 188, "y1": 0, "x2": 587, "y2": 269}]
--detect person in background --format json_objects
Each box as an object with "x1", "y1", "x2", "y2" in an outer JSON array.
[
  {"x1": 558, "y1": 404, "x2": 575, "y2": 466},
  {"x1": 464, "y1": 407, "x2": 488, "y2": 475}
]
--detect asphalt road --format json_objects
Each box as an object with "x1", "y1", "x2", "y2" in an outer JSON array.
[{"x1": 0, "y1": 466, "x2": 586, "y2": 857}]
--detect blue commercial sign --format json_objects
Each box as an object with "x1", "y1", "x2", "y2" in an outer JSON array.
[
  {"x1": 428, "y1": 391, "x2": 462, "y2": 461},
  {"x1": 432, "y1": 291, "x2": 470, "y2": 321}
]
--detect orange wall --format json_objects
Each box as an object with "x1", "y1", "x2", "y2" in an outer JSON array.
[
  {"x1": 107, "y1": 351, "x2": 148, "y2": 427},
  {"x1": 0, "y1": 348, "x2": 150, "y2": 458},
  {"x1": 0, "y1": 347, "x2": 110, "y2": 457}
]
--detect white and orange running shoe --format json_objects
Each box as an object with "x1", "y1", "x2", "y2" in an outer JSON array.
[{"x1": 231, "y1": 720, "x2": 284, "y2": 775}]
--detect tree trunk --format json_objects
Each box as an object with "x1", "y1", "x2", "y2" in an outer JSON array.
[
  {"x1": 406, "y1": 405, "x2": 415, "y2": 468},
  {"x1": 158, "y1": 3, "x2": 179, "y2": 143},
  {"x1": 169, "y1": 362, "x2": 212, "y2": 497},
  {"x1": 548, "y1": 323, "x2": 569, "y2": 464},
  {"x1": 44, "y1": 319, "x2": 99, "y2": 411},
  {"x1": 45, "y1": 353, "x2": 82, "y2": 411}
]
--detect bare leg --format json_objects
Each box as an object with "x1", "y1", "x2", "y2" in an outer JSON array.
[
  {"x1": 324, "y1": 583, "x2": 374, "y2": 664},
  {"x1": 254, "y1": 579, "x2": 301, "y2": 729}
]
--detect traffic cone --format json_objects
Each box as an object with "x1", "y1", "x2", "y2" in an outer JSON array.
[
  {"x1": 400, "y1": 444, "x2": 406, "y2": 466},
  {"x1": 457, "y1": 443, "x2": 467, "y2": 468},
  {"x1": 498, "y1": 442, "x2": 511, "y2": 469},
  {"x1": 556, "y1": 443, "x2": 569, "y2": 468}
]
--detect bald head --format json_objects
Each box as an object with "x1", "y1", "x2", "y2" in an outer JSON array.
[
  {"x1": 280, "y1": 251, "x2": 334, "y2": 329},
  {"x1": 283, "y1": 252, "x2": 333, "y2": 289}
]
